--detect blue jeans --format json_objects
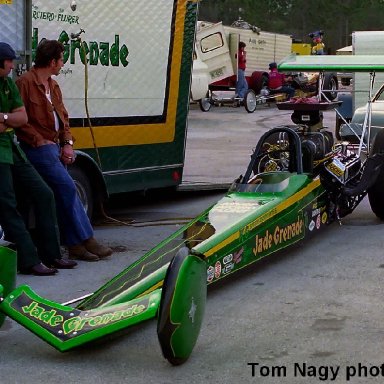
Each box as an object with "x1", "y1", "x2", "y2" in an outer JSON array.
[
  {"x1": 281, "y1": 85, "x2": 296, "y2": 100},
  {"x1": 236, "y1": 69, "x2": 248, "y2": 98},
  {"x1": 20, "y1": 143, "x2": 93, "y2": 246}
]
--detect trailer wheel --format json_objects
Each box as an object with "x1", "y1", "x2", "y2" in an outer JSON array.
[
  {"x1": 322, "y1": 73, "x2": 338, "y2": 101},
  {"x1": 244, "y1": 89, "x2": 257, "y2": 113},
  {"x1": 157, "y1": 248, "x2": 207, "y2": 365},
  {"x1": 199, "y1": 97, "x2": 211, "y2": 112},
  {"x1": 368, "y1": 130, "x2": 384, "y2": 220},
  {"x1": 68, "y1": 166, "x2": 94, "y2": 219}
]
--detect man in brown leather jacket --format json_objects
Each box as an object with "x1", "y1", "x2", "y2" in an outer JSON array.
[{"x1": 16, "y1": 40, "x2": 112, "y2": 262}]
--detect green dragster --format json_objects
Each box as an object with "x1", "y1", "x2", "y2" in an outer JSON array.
[{"x1": 2, "y1": 56, "x2": 384, "y2": 365}]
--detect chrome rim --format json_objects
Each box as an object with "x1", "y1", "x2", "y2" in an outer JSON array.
[
  {"x1": 246, "y1": 93, "x2": 257, "y2": 111},
  {"x1": 201, "y1": 98, "x2": 211, "y2": 111}
]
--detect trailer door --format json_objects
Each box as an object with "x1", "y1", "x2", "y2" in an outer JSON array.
[{"x1": 196, "y1": 22, "x2": 235, "y2": 84}]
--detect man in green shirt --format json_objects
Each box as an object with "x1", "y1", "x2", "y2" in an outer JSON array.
[{"x1": 0, "y1": 42, "x2": 76, "y2": 275}]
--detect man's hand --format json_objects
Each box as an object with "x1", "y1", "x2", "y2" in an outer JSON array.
[
  {"x1": 0, "y1": 122, "x2": 7, "y2": 133},
  {"x1": 60, "y1": 144, "x2": 75, "y2": 165}
]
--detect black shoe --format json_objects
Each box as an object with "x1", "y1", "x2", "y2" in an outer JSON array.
[
  {"x1": 49, "y1": 258, "x2": 78, "y2": 269},
  {"x1": 19, "y1": 263, "x2": 58, "y2": 276}
]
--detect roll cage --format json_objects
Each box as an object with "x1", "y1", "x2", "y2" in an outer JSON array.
[{"x1": 277, "y1": 54, "x2": 384, "y2": 156}]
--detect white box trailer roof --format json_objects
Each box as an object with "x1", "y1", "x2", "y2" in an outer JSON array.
[
  {"x1": 353, "y1": 31, "x2": 384, "y2": 109},
  {"x1": 223, "y1": 24, "x2": 292, "y2": 76},
  {"x1": 196, "y1": 21, "x2": 292, "y2": 81}
]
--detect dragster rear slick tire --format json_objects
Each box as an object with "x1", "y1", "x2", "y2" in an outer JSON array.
[
  {"x1": 368, "y1": 129, "x2": 384, "y2": 220},
  {"x1": 0, "y1": 247, "x2": 17, "y2": 328},
  {"x1": 157, "y1": 247, "x2": 207, "y2": 365}
]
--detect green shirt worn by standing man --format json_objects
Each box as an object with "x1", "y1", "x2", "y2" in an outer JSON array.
[
  {"x1": 0, "y1": 75, "x2": 26, "y2": 163},
  {"x1": 0, "y1": 42, "x2": 77, "y2": 275}
]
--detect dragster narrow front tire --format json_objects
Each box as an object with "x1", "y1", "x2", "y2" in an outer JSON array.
[{"x1": 157, "y1": 247, "x2": 207, "y2": 365}]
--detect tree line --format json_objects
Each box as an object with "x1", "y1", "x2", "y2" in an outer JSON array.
[{"x1": 198, "y1": 0, "x2": 384, "y2": 53}]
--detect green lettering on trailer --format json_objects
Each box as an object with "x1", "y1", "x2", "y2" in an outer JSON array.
[{"x1": 32, "y1": 28, "x2": 129, "y2": 67}]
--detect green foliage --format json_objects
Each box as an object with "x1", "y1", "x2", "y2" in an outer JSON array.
[{"x1": 198, "y1": 0, "x2": 384, "y2": 52}]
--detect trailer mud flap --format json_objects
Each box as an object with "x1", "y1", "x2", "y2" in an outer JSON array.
[{"x1": 0, "y1": 285, "x2": 161, "y2": 352}]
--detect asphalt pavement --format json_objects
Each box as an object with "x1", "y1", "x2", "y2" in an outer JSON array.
[{"x1": 2, "y1": 103, "x2": 384, "y2": 384}]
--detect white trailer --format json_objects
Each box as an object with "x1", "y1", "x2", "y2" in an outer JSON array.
[
  {"x1": 191, "y1": 20, "x2": 293, "y2": 112},
  {"x1": 353, "y1": 31, "x2": 384, "y2": 110}
]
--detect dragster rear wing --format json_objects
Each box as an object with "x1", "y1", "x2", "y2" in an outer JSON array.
[{"x1": 277, "y1": 54, "x2": 384, "y2": 73}]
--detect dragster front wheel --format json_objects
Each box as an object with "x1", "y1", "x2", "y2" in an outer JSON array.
[{"x1": 157, "y1": 247, "x2": 207, "y2": 365}]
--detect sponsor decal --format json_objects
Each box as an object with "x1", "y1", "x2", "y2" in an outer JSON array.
[
  {"x1": 207, "y1": 266, "x2": 215, "y2": 283},
  {"x1": 223, "y1": 263, "x2": 235, "y2": 274},
  {"x1": 214, "y1": 261, "x2": 222, "y2": 279},
  {"x1": 316, "y1": 214, "x2": 321, "y2": 230},
  {"x1": 312, "y1": 208, "x2": 321, "y2": 218},
  {"x1": 21, "y1": 300, "x2": 147, "y2": 336},
  {"x1": 326, "y1": 158, "x2": 345, "y2": 178},
  {"x1": 309, "y1": 220, "x2": 315, "y2": 231},
  {"x1": 252, "y1": 217, "x2": 304, "y2": 258},
  {"x1": 322, "y1": 212, "x2": 327, "y2": 224},
  {"x1": 22, "y1": 301, "x2": 63, "y2": 327},
  {"x1": 241, "y1": 208, "x2": 278, "y2": 235},
  {"x1": 223, "y1": 254, "x2": 233, "y2": 265},
  {"x1": 212, "y1": 201, "x2": 261, "y2": 213},
  {"x1": 233, "y1": 248, "x2": 244, "y2": 264}
]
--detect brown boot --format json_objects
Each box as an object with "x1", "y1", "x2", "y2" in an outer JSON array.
[
  {"x1": 68, "y1": 244, "x2": 99, "y2": 261},
  {"x1": 83, "y1": 237, "x2": 113, "y2": 258}
]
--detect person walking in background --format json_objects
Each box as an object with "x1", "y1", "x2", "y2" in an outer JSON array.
[
  {"x1": 235, "y1": 41, "x2": 248, "y2": 99},
  {"x1": 0, "y1": 42, "x2": 76, "y2": 275},
  {"x1": 16, "y1": 39, "x2": 113, "y2": 262},
  {"x1": 268, "y1": 62, "x2": 295, "y2": 100}
]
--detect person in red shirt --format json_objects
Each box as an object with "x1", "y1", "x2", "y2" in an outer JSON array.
[
  {"x1": 235, "y1": 41, "x2": 248, "y2": 99},
  {"x1": 268, "y1": 62, "x2": 295, "y2": 100}
]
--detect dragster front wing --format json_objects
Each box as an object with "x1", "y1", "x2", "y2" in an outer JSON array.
[{"x1": 0, "y1": 284, "x2": 161, "y2": 352}]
